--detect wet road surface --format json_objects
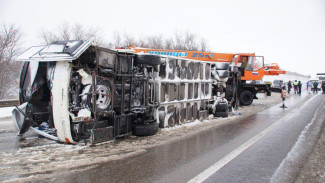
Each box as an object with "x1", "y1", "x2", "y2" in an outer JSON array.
[
  {"x1": 202, "y1": 93, "x2": 324, "y2": 183},
  {"x1": 0, "y1": 117, "x2": 56, "y2": 153},
  {"x1": 52, "y1": 92, "x2": 325, "y2": 183}
]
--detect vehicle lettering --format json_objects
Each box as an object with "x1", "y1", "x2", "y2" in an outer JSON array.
[
  {"x1": 191, "y1": 53, "x2": 210, "y2": 58},
  {"x1": 148, "y1": 51, "x2": 188, "y2": 57}
]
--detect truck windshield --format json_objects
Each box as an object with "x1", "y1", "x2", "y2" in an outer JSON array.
[{"x1": 246, "y1": 56, "x2": 264, "y2": 71}]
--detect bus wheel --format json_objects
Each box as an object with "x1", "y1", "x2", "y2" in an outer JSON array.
[{"x1": 132, "y1": 122, "x2": 159, "y2": 136}]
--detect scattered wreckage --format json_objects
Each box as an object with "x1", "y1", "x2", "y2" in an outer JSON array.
[{"x1": 12, "y1": 40, "x2": 234, "y2": 144}]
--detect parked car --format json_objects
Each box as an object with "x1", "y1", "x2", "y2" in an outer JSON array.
[{"x1": 272, "y1": 80, "x2": 284, "y2": 89}]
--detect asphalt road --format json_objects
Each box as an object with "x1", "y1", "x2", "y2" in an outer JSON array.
[{"x1": 52, "y1": 92, "x2": 324, "y2": 183}]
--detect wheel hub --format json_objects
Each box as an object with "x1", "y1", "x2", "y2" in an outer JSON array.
[{"x1": 96, "y1": 85, "x2": 111, "y2": 109}]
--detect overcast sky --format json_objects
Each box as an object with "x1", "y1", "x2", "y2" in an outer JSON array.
[{"x1": 1, "y1": 0, "x2": 324, "y2": 77}]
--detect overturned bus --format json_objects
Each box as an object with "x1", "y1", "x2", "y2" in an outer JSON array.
[{"x1": 12, "y1": 40, "x2": 230, "y2": 144}]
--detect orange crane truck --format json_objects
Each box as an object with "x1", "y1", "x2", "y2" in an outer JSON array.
[{"x1": 130, "y1": 48, "x2": 286, "y2": 109}]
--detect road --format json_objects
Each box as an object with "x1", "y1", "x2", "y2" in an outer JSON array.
[
  {"x1": 0, "y1": 92, "x2": 324, "y2": 182},
  {"x1": 57, "y1": 92, "x2": 324, "y2": 183}
]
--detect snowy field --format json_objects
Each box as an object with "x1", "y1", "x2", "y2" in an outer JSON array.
[{"x1": 0, "y1": 107, "x2": 14, "y2": 119}]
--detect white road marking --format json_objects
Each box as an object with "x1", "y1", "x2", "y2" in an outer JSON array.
[{"x1": 188, "y1": 94, "x2": 318, "y2": 183}]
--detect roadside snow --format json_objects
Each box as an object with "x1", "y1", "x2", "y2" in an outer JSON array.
[{"x1": 0, "y1": 107, "x2": 14, "y2": 118}]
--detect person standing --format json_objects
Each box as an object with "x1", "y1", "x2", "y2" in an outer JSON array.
[
  {"x1": 306, "y1": 81, "x2": 309, "y2": 91},
  {"x1": 322, "y1": 81, "x2": 325, "y2": 94},
  {"x1": 293, "y1": 80, "x2": 298, "y2": 94},
  {"x1": 287, "y1": 81, "x2": 292, "y2": 94},
  {"x1": 313, "y1": 81, "x2": 318, "y2": 94},
  {"x1": 307, "y1": 81, "x2": 312, "y2": 94},
  {"x1": 298, "y1": 81, "x2": 302, "y2": 95}
]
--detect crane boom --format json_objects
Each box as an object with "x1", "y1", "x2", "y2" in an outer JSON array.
[{"x1": 129, "y1": 47, "x2": 286, "y2": 80}]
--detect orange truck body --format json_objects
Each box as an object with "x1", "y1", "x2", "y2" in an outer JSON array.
[{"x1": 131, "y1": 48, "x2": 286, "y2": 81}]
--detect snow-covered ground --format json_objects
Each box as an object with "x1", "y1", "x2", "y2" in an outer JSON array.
[{"x1": 0, "y1": 107, "x2": 14, "y2": 119}]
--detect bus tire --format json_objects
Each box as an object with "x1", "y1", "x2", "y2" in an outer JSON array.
[
  {"x1": 134, "y1": 54, "x2": 161, "y2": 65},
  {"x1": 132, "y1": 122, "x2": 159, "y2": 136}
]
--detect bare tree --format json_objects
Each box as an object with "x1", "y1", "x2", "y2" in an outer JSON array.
[
  {"x1": 112, "y1": 31, "x2": 123, "y2": 48},
  {"x1": 122, "y1": 32, "x2": 137, "y2": 47},
  {"x1": 184, "y1": 32, "x2": 199, "y2": 51},
  {"x1": 0, "y1": 24, "x2": 22, "y2": 99},
  {"x1": 109, "y1": 30, "x2": 209, "y2": 51},
  {"x1": 40, "y1": 22, "x2": 106, "y2": 47},
  {"x1": 59, "y1": 22, "x2": 71, "y2": 40},
  {"x1": 146, "y1": 35, "x2": 164, "y2": 49},
  {"x1": 137, "y1": 37, "x2": 149, "y2": 48},
  {"x1": 40, "y1": 22, "x2": 209, "y2": 51},
  {"x1": 173, "y1": 31, "x2": 185, "y2": 50},
  {"x1": 73, "y1": 23, "x2": 85, "y2": 40},
  {"x1": 199, "y1": 37, "x2": 209, "y2": 52},
  {"x1": 164, "y1": 38, "x2": 174, "y2": 50}
]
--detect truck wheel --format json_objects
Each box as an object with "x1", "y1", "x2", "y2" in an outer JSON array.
[
  {"x1": 214, "y1": 111, "x2": 228, "y2": 118},
  {"x1": 240, "y1": 90, "x2": 254, "y2": 106},
  {"x1": 215, "y1": 102, "x2": 228, "y2": 112},
  {"x1": 132, "y1": 122, "x2": 159, "y2": 136},
  {"x1": 214, "y1": 102, "x2": 229, "y2": 118},
  {"x1": 134, "y1": 54, "x2": 161, "y2": 65}
]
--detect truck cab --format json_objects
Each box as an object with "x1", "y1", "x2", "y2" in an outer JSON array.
[
  {"x1": 230, "y1": 54, "x2": 265, "y2": 81},
  {"x1": 228, "y1": 54, "x2": 271, "y2": 106}
]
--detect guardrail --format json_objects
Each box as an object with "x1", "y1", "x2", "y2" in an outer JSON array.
[{"x1": 0, "y1": 100, "x2": 19, "y2": 108}]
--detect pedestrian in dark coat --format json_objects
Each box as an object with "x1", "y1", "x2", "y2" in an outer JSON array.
[
  {"x1": 313, "y1": 82, "x2": 318, "y2": 94},
  {"x1": 287, "y1": 81, "x2": 292, "y2": 94},
  {"x1": 322, "y1": 81, "x2": 325, "y2": 94},
  {"x1": 298, "y1": 81, "x2": 302, "y2": 95}
]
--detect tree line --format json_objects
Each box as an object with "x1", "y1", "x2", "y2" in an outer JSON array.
[
  {"x1": 0, "y1": 22, "x2": 210, "y2": 99},
  {"x1": 41, "y1": 22, "x2": 209, "y2": 51}
]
